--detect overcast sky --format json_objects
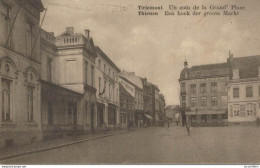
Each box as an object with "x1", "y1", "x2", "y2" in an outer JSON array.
[{"x1": 41, "y1": 0, "x2": 260, "y2": 106}]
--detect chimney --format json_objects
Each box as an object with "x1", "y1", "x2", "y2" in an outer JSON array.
[
  {"x1": 184, "y1": 59, "x2": 188, "y2": 69},
  {"x1": 66, "y1": 27, "x2": 74, "y2": 33},
  {"x1": 85, "y1": 29, "x2": 90, "y2": 38},
  {"x1": 228, "y1": 50, "x2": 234, "y2": 62},
  {"x1": 232, "y1": 69, "x2": 239, "y2": 79}
]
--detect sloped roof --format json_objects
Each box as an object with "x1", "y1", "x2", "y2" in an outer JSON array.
[
  {"x1": 119, "y1": 71, "x2": 143, "y2": 89},
  {"x1": 232, "y1": 55, "x2": 260, "y2": 79},
  {"x1": 189, "y1": 62, "x2": 229, "y2": 71}
]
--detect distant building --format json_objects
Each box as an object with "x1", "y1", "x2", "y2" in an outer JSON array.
[
  {"x1": 119, "y1": 77, "x2": 135, "y2": 127},
  {"x1": 159, "y1": 94, "x2": 166, "y2": 120},
  {"x1": 165, "y1": 105, "x2": 179, "y2": 122},
  {"x1": 141, "y1": 78, "x2": 154, "y2": 124},
  {"x1": 179, "y1": 59, "x2": 229, "y2": 126},
  {"x1": 120, "y1": 71, "x2": 144, "y2": 127},
  {"x1": 228, "y1": 54, "x2": 260, "y2": 123}
]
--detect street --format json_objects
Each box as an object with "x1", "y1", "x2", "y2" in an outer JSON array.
[{"x1": 1, "y1": 125, "x2": 260, "y2": 164}]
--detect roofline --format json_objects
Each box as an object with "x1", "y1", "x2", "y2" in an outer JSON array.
[
  {"x1": 96, "y1": 46, "x2": 121, "y2": 72},
  {"x1": 189, "y1": 62, "x2": 229, "y2": 70}
]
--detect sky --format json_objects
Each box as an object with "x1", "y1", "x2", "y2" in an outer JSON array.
[{"x1": 41, "y1": 0, "x2": 260, "y2": 106}]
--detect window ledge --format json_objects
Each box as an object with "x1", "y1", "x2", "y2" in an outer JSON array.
[{"x1": 0, "y1": 122, "x2": 16, "y2": 128}]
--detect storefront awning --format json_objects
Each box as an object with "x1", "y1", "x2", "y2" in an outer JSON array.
[{"x1": 144, "y1": 114, "x2": 153, "y2": 120}]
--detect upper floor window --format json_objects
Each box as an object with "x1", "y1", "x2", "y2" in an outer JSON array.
[
  {"x1": 246, "y1": 103, "x2": 255, "y2": 116},
  {"x1": 211, "y1": 82, "x2": 217, "y2": 93},
  {"x1": 84, "y1": 61, "x2": 88, "y2": 84},
  {"x1": 108, "y1": 68, "x2": 111, "y2": 77},
  {"x1": 91, "y1": 66, "x2": 94, "y2": 87},
  {"x1": 66, "y1": 60, "x2": 77, "y2": 83},
  {"x1": 200, "y1": 83, "x2": 206, "y2": 93},
  {"x1": 211, "y1": 96, "x2": 217, "y2": 106},
  {"x1": 98, "y1": 59, "x2": 101, "y2": 69},
  {"x1": 104, "y1": 64, "x2": 106, "y2": 74},
  {"x1": 47, "y1": 58, "x2": 52, "y2": 82},
  {"x1": 190, "y1": 97, "x2": 196, "y2": 107},
  {"x1": 98, "y1": 77, "x2": 101, "y2": 93},
  {"x1": 190, "y1": 84, "x2": 196, "y2": 94},
  {"x1": 233, "y1": 104, "x2": 240, "y2": 116},
  {"x1": 182, "y1": 96, "x2": 186, "y2": 107},
  {"x1": 201, "y1": 97, "x2": 207, "y2": 106},
  {"x1": 0, "y1": 1, "x2": 11, "y2": 46},
  {"x1": 233, "y1": 88, "x2": 239, "y2": 98},
  {"x1": 181, "y1": 83, "x2": 185, "y2": 91},
  {"x1": 26, "y1": 20, "x2": 35, "y2": 56},
  {"x1": 246, "y1": 87, "x2": 253, "y2": 98}
]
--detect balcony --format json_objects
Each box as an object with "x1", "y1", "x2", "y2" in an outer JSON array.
[{"x1": 56, "y1": 35, "x2": 86, "y2": 47}]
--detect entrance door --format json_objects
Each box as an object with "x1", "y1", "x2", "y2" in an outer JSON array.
[{"x1": 68, "y1": 102, "x2": 77, "y2": 126}]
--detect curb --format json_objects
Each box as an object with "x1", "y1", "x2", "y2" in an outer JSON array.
[{"x1": 0, "y1": 129, "x2": 137, "y2": 162}]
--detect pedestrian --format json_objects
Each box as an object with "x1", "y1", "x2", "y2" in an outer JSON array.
[
  {"x1": 185, "y1": 121, "x2": 191, "y2": 136},
  {"x1": 167, "y1": 120, "x2": 170, "y2": 128}
]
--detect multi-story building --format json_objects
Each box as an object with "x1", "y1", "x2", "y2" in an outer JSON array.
[
  {"x1": 159, "y1": 94, "x2": 166, "y2": 120},
  {"x1": 0, "y1": 0, "x2": 45, "y2": 147},
  {"x1": 40, "y1": 27, "x2": 98, "y2": 135},
  {"x1": 228, "y1": 55, "x2": 260, "y2": 124},
  {"x1": 95, "y1": 46, "x2": 120, "y2": 128},
  {"x1": 119, "y1": 77, "x2": 135, "y2": 127},
  {"x1": 141, "y1": 78, "x2": 154, "y2": 124},
  {"x1": 120, "y1": 71, "x2": 144, "y2": 126},
  {"x1": 154, "y1": 85, "x2": 160, "y2": 123},
  {"x1": 179, "y1": 60, "x2": 229, "y2": 126}
]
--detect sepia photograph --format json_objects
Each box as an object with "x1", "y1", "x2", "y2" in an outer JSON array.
[{"x1": 0, "y1": 0, "x2": 260, "y2": 166}]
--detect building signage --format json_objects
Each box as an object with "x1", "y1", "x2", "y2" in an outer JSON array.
[{"x1": 119, "y1": 78, "x2": 135, "y2": 97}]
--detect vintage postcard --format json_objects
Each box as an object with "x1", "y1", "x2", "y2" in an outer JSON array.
[{"x1": 0, "y1": 0, "x2": 260, "y2": 166}]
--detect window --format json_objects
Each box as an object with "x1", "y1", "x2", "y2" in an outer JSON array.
[
  {"x1": 259, "y1": 86, "x2": 260, "y2": 96},
  {"x1": 246, "y1": 103, "x2": 255, "y2": 116},
  {"x1": 26, "y1": 20, "x2": 35, "y2": 56},
  {"x1": 182, "y1": 96, "x2": 186, "y2": 107},
  {"x1": 233, "y1": 104, "x2": 240, "y2": 116},
  {"x1": 181, "y1": 83, "x2": 185, "y2": 91},
  {"x1": 233, "y1": 88, "x2": 239, "y2": 98},
  {"x1": 190, "y1": 97, "x2": 196, "y2": 107},
  {"x1": 98, "y1": 59, "x2": 101, "y2": 69},
  {"x1": 2, "y1": 78, "x2": 11, "y2": 121},
  {"x1": 200, "y1": 83, "x2": 206, "y2": 93},
  {"x1": 113, "y1": 72, "x2": 115, "y2": 80},
  {"x1": 98, "y1": 77, "x2": 101, "y2": 93},
  {"x1": 91, "y1": 66, "x2": 94, "y2": 87},
  {"x1": 104, "y1": 64, "x2": 106, "y2": 73},
  {"x1": 108, "y1": 68, "x2": 111, "y2": 77},
  {"x1": 211, "y1": 82, "x2": 217, "y2": 92},
  {"x1": 47, "y1": 58, "x2": 52, "y2": 81},
  {"x1": 201, "y1": 97, "x2": 207, "y2": 106},
  {"x1": 240, "y1": 105, "x2": 246, "y2": 117},
  {"x1": 0, "y1": 1, "x2": 11, "y2": 46},
  {"x1": 27, "y1": 85, "x2": 34, "y2": 121},
  {"x1": 190, "y1": 84, "x2": 196, "y2": 94},
  {"x1": 211, "y1": 96, "x2": 217, "y2": 106},
  {"x1": 84, "y1": 62, "x2": 89, "y2": 83},
  {"x1": 66, "y1": 60, "x2": 77, "y2": 83},
  {"x1": 109, "y1": 84, "x2": 111, "y2": 100},
  {"x1": 246, "y1": 87, "x2": 253, "y2": 97}
]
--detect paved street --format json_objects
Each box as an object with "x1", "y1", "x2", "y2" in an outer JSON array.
[{"x1": 1, "y1": 125, "x2": 260, "y2": 164}]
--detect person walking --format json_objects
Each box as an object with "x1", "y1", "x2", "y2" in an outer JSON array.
[
  {"x1": 167, "y1": 119, "x2": 170, "y2": 128},
  {"x1": 185, "y1": 121, "x2": 191, "y2": 136}
]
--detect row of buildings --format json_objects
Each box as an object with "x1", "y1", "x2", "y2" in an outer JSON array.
[
  {"x1": 179, "y1": 53, "x2": 260, "y2": 126},
  {"x1": 0, "y1": 0, "x2": 166, "y2": 148}
]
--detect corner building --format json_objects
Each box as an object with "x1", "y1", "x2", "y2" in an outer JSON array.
[
  {"x1": 179, "y1": 60, "x2": 229, "y2": 126},
  {"x1": 0, "y1": 0, "x2": 44, "y2": 147}
]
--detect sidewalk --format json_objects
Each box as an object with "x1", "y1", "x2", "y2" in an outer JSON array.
[{"x1": 0, "y1": 127, "x2": 137, "y2": 162}]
